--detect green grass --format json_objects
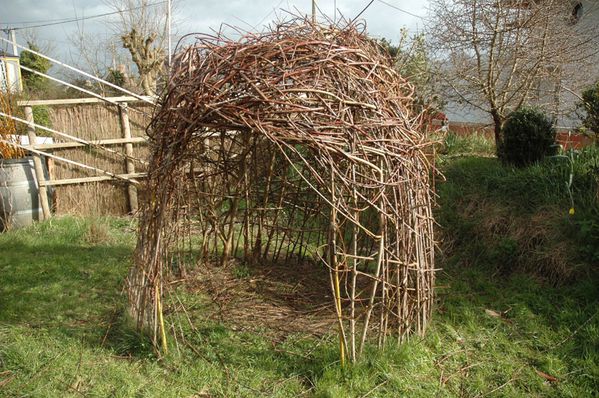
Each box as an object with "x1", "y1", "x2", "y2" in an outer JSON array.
[
  {"x1": 437, "y1": 147, "x2": 599, "y2": 279},
  {"x1": 435, "y1": 131, "x2": 496, "y2": 159},
  {"x1": 1, "y1": 145, "x2": 599, "y2": 396}
]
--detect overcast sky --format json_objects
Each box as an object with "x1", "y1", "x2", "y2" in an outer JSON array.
[{"x1": 1, "y1": 0, "x2": 428, "y2": 64}]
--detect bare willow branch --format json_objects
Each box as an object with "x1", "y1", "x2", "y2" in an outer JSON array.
[{"x1": 127, "y1": 17, "x2": 437, "y2": 362}]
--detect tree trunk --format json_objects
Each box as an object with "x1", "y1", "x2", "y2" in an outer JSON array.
[
  {"x1": 491, "y1": 108, "x2": 502, "y2": 153},
  {"x1": 140, "y1": 73, "x2": 155, "y2": 97},
  {"x1": 122, "y1": 29, "x2": 164, "y2": 96}
]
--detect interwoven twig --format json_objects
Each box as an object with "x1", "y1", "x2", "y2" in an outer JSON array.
[{"x1": 128, "y1": 17, "x2": 436, "y2": 363}]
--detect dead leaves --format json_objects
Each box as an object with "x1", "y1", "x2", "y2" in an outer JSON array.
[
  {"x1": 0, "y1": 370, "x2": 14, "y2": 388},
  {"x1": 484, "y1": 309, "x2": 501, "y2": 318},
  {"x1": 535, "y1": 369, "x2": 559, "y2": 383},
  {"x1": 484, "y1": 308, "x2": 513, "y2": 324}
]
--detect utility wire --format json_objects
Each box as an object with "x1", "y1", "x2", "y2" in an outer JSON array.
[
  {"x1": 256, "y1": 0, "x2": 286, "y2": 27},
  {"x1": 2, "y1": 1, "x2": 167, "y2": 31},
  {"x1": 1, "y1": 15, "x2": 80, "y2": 26},
  {"x1": 353, "y1": 0, "x2": 376, "y2": 21},
  {"x1": 376, "y1": 0, "x2": 424, "y2": 19}
]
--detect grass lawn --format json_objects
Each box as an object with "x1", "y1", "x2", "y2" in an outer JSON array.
[{"x1": 1, "y1": 151, "x2": 598, "y2": 397}]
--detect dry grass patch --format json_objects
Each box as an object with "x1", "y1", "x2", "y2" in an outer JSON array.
[{"x1": 186, "y1": 259, "x2": 338, "y2": 340}]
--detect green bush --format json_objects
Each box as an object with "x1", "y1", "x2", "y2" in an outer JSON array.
[
  {"x1": 14, "y1": 105, "x2": 52, "y2": 137},
  {"x1": 19, "y1": 42, "x2": 52, "y2": 93},
  {"x1": 499, "y1": 107, "x2": 557, "y2": 167},
  {"x1": 577, "y1": 82, "x2": 599, "y2": 136},
  {"x1": 32, "y1": 105, "x2": 52, "y2": 133}
]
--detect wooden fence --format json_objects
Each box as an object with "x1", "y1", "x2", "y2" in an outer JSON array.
[{"x1": 17, "y1": 96, "x2": 153, "y2": 216}]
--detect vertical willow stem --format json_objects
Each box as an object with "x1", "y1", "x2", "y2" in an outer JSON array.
[
  {"x1": 330, "y1": 167, "x2": 346, "y2": 367},
  {"x1": 156, "y1": 283, "x2": 168, "y2": 354},
  {"x1": 350, "y1": 141, "x2": 358, "y2": 362},
  {"x1": 359, "y1": 160, "x2": 386, "y2": 355}
]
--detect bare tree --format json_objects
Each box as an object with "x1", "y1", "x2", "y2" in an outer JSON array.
[
  {"x1": 380, "y1": 29, "x2": 444, "y2": 114},
  {"x1": 20, "y1": 29, "x2": 57, "y2": 59},
  {"x1": 105, "y1": 0, "x2": 169, "y2": 96},
  {"x1": 68, "y1": 25, "x2": 114, "y2": 96},
  {"x1": 66, "y1": 1, "x2": 169, "y2": 96},
  {"x1": 427, "y1": 0, "x2": 599, "y2": 146}
]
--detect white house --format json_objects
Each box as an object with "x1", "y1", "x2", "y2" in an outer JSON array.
[
  {"x1": 445, "y1": 0, "x2": 599, "y2": 128},
  {"x1": 0, "y1": 50, "x2": 22, "y2": 93}
]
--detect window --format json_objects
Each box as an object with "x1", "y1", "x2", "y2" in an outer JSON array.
[
  {"x1": 0, "y1": 59, "x2": 21, "y2": 92},
  {"x1": 0, "y1": 60, "x2": 8, "y2": 92}
]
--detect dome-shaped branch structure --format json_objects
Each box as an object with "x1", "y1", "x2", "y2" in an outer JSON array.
[{"x1": 128, "y1": 19, "x2": 436, "y2": 363}]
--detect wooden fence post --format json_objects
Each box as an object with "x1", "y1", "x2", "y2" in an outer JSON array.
[
  {"x1": 24, "y1": 106, "x2": 52, "y2": 220},
  {"x1": 118, "y1": 103, "x2": 139, "y2": 213}
]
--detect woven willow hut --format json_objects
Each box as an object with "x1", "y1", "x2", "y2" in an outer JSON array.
[{"x1": 128, "y1": 20, "x2": 436, "y2": 363}]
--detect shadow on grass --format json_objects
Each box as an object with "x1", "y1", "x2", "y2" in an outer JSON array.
[
  {"x1": 2, "y1": 214, "x2": 597, "y2": 396},
  {"x1": 0, "y1": 240, "x2": 132, "y2": 346}
]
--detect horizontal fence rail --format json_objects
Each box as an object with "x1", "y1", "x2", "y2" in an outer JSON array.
[
  {"x1": 39, "y1": 172, "x2": 148, "y2": 187},
  {"x1": 17, "y1": 95, "x2": 155, "y2": 107},
  {"x1": 4, "y1": 97, "x2": 154, "y2": 215},
  {"x1": 31, "y1": 137, "x2": 148, "y2": 150},
  {"x1": 0, "y1": 38, "x2": 157, "y2": 217}
]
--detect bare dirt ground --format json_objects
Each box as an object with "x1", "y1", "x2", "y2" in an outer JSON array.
[{"x1": 186, "y1": 258, "x2": 338, "y2": 340}]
